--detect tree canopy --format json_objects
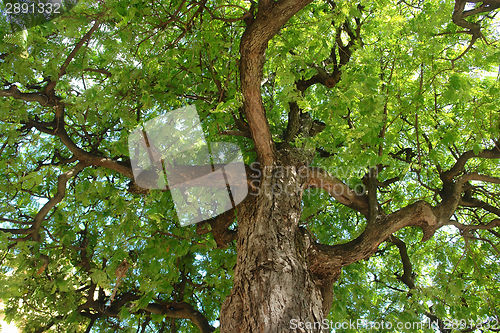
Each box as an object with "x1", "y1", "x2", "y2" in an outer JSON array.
[{"x1": 1, "y1": 0, "x2": 500, "y2": 332}]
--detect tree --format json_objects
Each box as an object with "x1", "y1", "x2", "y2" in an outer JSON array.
[{"x1": 1, "y1": 0, "x2": 500, "y2": 331}]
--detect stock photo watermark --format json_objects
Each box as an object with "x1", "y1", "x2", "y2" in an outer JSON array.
[
  {"x1": 128, "y1": 105, "x2": 248, "y2": 227},
  {"x1": 290, "y1": 317, "x2": 500, "y2": 331},
  {"x1": 247, "y1": 162, "x2": 367, "y2": 198},
  {"x1": 128, "y1": 105, "x2": 368, "y2": 227},
  {"x1": 290, "y1": 318, "x2": 430, "y2": 331}
]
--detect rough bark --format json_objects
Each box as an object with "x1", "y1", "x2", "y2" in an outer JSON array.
[{"x1": 220, "y1": 149, "x2": 327, "y2": 332}]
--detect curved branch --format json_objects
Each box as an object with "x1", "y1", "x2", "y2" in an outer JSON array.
[
  {"x1": 2, "y1": 21, "x2": 100, "y2": 107},
  {"x1": 452, "y1": 0, "x2": 482, "y2": 33},
  {"x1": 239, "y1": 0, "x2": 313, "y2": 166},
  {"x1": 437, "y1": 148, "x2": 500, "y2": 223},
  {"x1": 0, "y1": 217, "x2": 30, "y2": 224},
  {"x1": 464, "y1": 232, "x2": 500, "y2": 254},
  {"x1": 440, "y1": 147, "x2": 500, "y2": 183},
  {"x1": 460, "y1": 173, "x2": 500, "y2": 184},
  {"x1": 444, "y1": 218, "x2": 500, "y2": 231},
  {"x1": 83, "y1": 292, "x2": 215, "y2": 333},
  {"x1": 460, "y1": 196, "x2": 500, "y2": 217},
  {"x1": 30, "y1": 162, "x2": 87, "y2": 242},
  {"x1": 144, "y1": 302, "x2": 215, "y2": 333},
  {"x1": 387, "y1": 235, "x2": 416, "y2": 289},
  {"x1": 308, "y1": 201, "x2": 440, "y2": 277},
  {"x1": 33, "y1": 316, "x2": 63, "y2": 333},
  {"x1": 450, "y1": 0, "x2": 500, "y2": 62},
  {"x1": 53, "y1": 106, "x2": 135, "y2": 179}
]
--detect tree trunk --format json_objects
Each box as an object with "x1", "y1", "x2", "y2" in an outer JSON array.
[{"x1": 221, "y1": 149, "x2": 327, "y2": 332}]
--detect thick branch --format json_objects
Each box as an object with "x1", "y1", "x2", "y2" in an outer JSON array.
[
  {"x1": 239, "y1": 0, "x2": 313, "y2": 165},
  {"x1": 424, "y1": 312, "x2": 452, "y2": 333},
  {"x1": 450, "y1": 0, "x2": 500, "y2": 62},
  {"x1": 0, "y1": 85, "x2": 52, "y2": 106},
  {"x1": 283, "y1": 102, "x2": 301, "y2": 142},
  {"x1": 438, "y1": 147, "x2": 500, "y2": 217},
  {"x1": 196, "y1": 209, "x2": 237, "y2": 248},
  {"x1": 452, "y1": 0, "x2": 482, "y2": 34},
  {"x1": 387, "y1": 235, "x2": 416, "y2": 289},
  {"x1": 462, "y1": 1, "x2": 500, "y2": 18},
  {"x1": 308, "y1": 201, "x2": 440, "y2": 276},
  {"x1": 220, "y1": 130, "x2": 251, "y2": 138}
]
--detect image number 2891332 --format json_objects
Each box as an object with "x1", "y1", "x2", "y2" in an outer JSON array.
[{"x1": 2, "y1": 0, "x2": 79, "y2": 33}]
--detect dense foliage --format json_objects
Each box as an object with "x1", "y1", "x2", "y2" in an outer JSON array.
[{"x1": 1, "y1": 0, "x2": 500, "y2": 332}]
